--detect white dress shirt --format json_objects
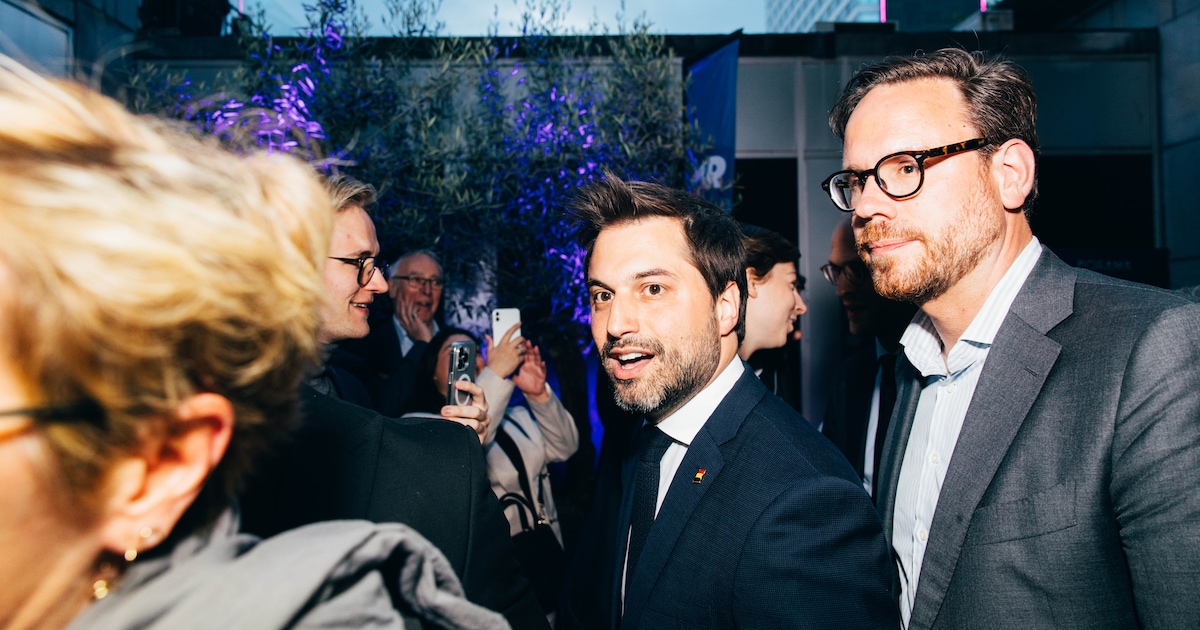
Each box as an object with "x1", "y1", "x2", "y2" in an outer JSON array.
[
  {"x1": 651, "y1": 358, "x2": 744, "y2": 514},
  {"x1": 621, "y1": 357, "x2": 744, "y2": 603},
  {"x1": 893, "y1": 237, "x2": 1043, "y2": 627}
]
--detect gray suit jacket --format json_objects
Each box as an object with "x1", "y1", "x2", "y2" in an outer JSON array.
[{"x1": 877, "y1": 250, "x2": 1200, "y2": 629}]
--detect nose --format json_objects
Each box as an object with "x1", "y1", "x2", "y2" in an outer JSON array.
[
  {"x1": 365, "y1": 266, "x2": 388, "y2": 294},
  {"x1": 602, "y1": 294, "x2": 638, "y2": 340},
  {"x1": 419, "y1": 280, "x2": 434, "y2": 295},
  {"x1": 794, "y1": 292, "x2": 807, "y2": 316},
  {"x1": 852, "y1": 174, "x2": 897, "y2": 224},
  {"x1": 835, "y1": 271, "x2": 854, "y2": 298}
]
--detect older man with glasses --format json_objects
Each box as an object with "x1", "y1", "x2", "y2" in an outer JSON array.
[
  {"x1": 825, "y1": 48, "x2": 1200, "y2": 630},
  {"x1": 820, "y1": 216, "x2": 916, "y2": 500},
  {"x1": 336, "y1": 249, "x2": 449, "y2": 417}
]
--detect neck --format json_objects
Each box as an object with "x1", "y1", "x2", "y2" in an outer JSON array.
[
  {"x1": 7, "y1": 553, "x2": 98, "y2": 630},
  {"x1": 736, "y1": 337, "x2": 761, "y2": 361},
  {"x1": 647, "y1": 339, "x2": 739, "y2": 423},
  {"x1": 921, "y1": 224, "x2": 1032, "y2": 360}
]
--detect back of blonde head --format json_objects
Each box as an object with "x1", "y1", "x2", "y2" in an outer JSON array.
[{"x1": 0, "y1": 57, "x2": 333, "y2": 523}]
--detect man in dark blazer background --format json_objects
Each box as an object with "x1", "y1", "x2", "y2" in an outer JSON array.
[
  {"x1": 337, "y1": 249, "x2": 445, "y2": 417},
  {"x1": 560, "y1": 175, "x2": 897, "y2": 629},
  {"x1": 824, "y1": 48, "x2": 1200, "y2": 628},
  {"x1": 822, "y1": 216, "x2": 916, "y2": 498},
  {"x1": 239, "y1": 175, "x2": 547, "y2": 629}
]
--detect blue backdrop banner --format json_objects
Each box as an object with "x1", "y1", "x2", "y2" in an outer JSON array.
[{"x1": 685, "y1": 32, "x2": 740, "y2": 211}]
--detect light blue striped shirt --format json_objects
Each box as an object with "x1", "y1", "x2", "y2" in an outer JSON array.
[{"x1": 893, "y1": 237, "x2": 1043, "y2": 627}]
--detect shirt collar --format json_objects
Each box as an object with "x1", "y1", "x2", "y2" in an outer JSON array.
[
  {"x1": 653, "y1": 358, "x2": 744, "y2": 447},
  {"x1": 901, "y1": 237, "x2": 1043, "y2": 378}
]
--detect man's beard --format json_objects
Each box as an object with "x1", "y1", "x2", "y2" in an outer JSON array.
[
  {"x1": 603, "y1": 316, "x2": 721, "y2": 420},
  {"x1": 857, "y1": 184, "x2": 1003, "y2": 305}
]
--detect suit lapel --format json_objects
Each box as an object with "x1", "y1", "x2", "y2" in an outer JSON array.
[
  {"x1": 620, "y1": 369, "x2": 763, "y2": 628},
  {"x1": 902, "y1": 251, "x2": 1076, "y2": 629}
]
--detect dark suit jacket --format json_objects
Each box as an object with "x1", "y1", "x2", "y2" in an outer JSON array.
[
  {"x1": 324, "y1": 362, "x2": 373, "y2": 408},
  {"x1": 336, "y1": 316, "x2": 429, "y2": 416},
  {"x1": 239, "y1": 386, "x2": 548, "y2": 630},
  {"x1": 877, "y1": 250, "x2": 1200, "y2": 629},
  {"x1": 822, "y1": 343, "x2": 878, "y2": 481},
  {"x1": 561, "y1": 368, "x2": 898, "y2": 629}
]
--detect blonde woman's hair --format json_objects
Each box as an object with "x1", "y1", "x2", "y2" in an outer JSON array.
[{"x1": 0, "y1": 57, "x2": 333, "y2": 526}]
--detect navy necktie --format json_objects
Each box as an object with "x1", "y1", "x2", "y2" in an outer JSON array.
[{"x1": 626, "y1": 425, "x2": 673, "y2": 588}]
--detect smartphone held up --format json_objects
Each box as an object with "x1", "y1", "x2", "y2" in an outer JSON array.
[{"x1": 445, "y1": 340, "x2": 477, "y2": 406}]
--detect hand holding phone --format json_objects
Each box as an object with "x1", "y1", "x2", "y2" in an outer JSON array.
[
  {"x1": 492, "y1": 308, "x2": 521, "y2": 343},
  {"x1": 445, "y1": 340, "x2": 477, "y2": 407},
  {"x1": 487, "y1": 308, "x2": 524, "y2": 377}
]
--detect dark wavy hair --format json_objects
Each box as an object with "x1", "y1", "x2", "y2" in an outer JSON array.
[
  {"x1": 569, "y1": 173, "x2": 748, "y2": 342},
  {"x1": 740, "y1": 223, "x2": 800, "y2": 282}
]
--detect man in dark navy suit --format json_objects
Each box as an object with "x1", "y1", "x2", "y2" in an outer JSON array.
[{"x1": 559, "y1": 175, "x2": 897, "y2": 629}]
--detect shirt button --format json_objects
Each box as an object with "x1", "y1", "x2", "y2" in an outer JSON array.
[
  {"x1": 929, "y1": 452, "x2": 941, "y2": 465},
  {"x1": 944, "y1": 382, "x2": 957, "y2": 394},
  {"x1": 917, "y1": 527, "x2": 928, "y2": 543}
]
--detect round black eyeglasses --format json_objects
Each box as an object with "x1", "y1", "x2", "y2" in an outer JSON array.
[
  {"x1": 330, "y1": 256, "x2": 384, "y2": 287},
  {"x1": 820, "y1": 260, "x2": 868, "y2": 286},
  {"x1": 821, "y1": 138, "x2": 990, "y2": 212}
]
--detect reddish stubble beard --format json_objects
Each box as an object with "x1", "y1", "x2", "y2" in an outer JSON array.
[{"x1": 857, "y1": 175, "x2": 1005, "y2": 305}]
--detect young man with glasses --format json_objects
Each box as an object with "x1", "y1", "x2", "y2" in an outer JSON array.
[
  {"x1": 241, "y1": 175, "x2": 550, "y2": 629},
  {"x1": 821, "y1": 217, "x2": 915, "y2": 500},
  {"x1": 826, "y1": 48, "x2": 1200, "y2": 629}
]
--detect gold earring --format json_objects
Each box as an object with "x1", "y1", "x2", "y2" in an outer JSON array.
[
  {"x1": 92, "y1": 561, "x2": 115, "y2": 600},
  {"x1": 123, "y1": 527, "x2": 155, "y2": 563}
]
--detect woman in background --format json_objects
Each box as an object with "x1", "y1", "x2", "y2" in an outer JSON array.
[
  {"x1": 0, "y1": 57, "x2": 503, "y2": 630},
  {"x1": 406, "y1": 328, "x2": 578, "y2": 616},
  {"x1": 738, "y1": 224, "x2": 808, "y2": 398}
]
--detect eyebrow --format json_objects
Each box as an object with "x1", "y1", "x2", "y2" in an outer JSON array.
[
  {"x1": 586, "y1": 279, "x2": 613, "y2": 291},
  {"x1": 634, "y1": 268, "x2": 676, "y2": 281},
  {"x1": 586, "y1": 268, "x2": 678, "y2": 291}
]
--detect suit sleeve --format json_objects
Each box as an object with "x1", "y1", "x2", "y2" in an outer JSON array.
[
  {"x1": 733, "y1": 474, "x2": 899, "y2": 629},
  {"x1": 1111, "y1": 302, "x2": 1200, "y2": 628},
  {"x1": 456, "y1": 420, "x2": 551, "y2": 629}
]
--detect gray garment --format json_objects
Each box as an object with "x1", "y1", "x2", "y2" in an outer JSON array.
[
  {"x1": 877, "y1": 250, "x2": 1200, "y2": 629},
  {"x1": 68, "y1": 509, "x2": 510, "y2": 630}
]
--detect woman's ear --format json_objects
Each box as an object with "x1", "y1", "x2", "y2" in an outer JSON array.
[
  {"x1": 745, "y1": 271, "x2": 760, "y2": 299},
  {"x1": 96, "y1": 393, "x2": 234, "y2": 555}
]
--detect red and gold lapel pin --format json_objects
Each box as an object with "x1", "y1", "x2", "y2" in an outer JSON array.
[{"x1": 692, "y1": 468, "x2": 707, "y2": 484}]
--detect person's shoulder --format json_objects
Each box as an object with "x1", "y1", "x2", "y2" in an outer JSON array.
[
  {"x1": 391, "y1": 412, "x2": 479, "y2": 449},
  {"x1": 735, "y1": 385, "x2": 861, "y2": 485},
  {"x1": 299, "y1": 386, "x2": 380, "y2": 431},
  {"x1": 1068, "y1": 270, "x2": 1200, "y2": 330},
  {"x1": 833, "y1": 343, "x2": 876, "y2": 375}
]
